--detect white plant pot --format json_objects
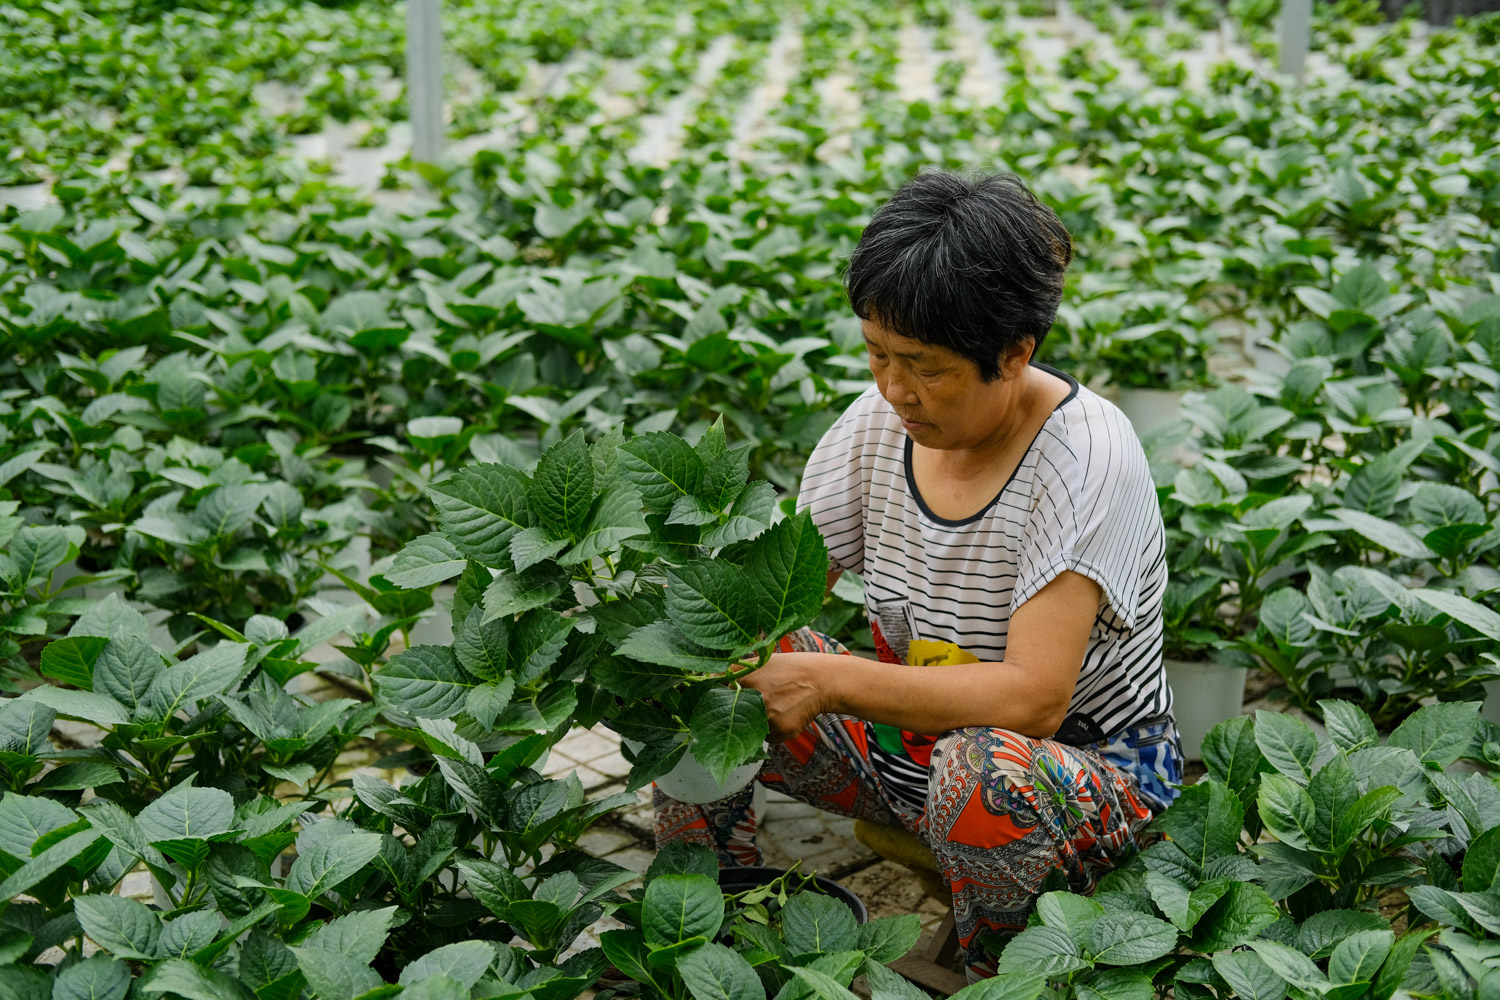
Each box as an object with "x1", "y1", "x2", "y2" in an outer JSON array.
[
  {"x1": 1482, "y1": 679, "x2": 1500, "y2": 727},
  {"x1": 622, "y1": 737, "x2": 764, "y2": 805},
  {"x1": 1164, "y1": 658, "x2": 1249, "y2": 762},
  {"x1": 1115, "y1": 388, "x2": 1188, "y2": 437}
]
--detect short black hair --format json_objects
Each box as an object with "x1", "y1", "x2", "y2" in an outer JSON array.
[{"x1": 843, "y1": 170, "x2": 1073, "y2": 382}]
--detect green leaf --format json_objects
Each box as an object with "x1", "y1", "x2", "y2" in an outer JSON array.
[
  {"x1": 1149, "y1": 780, "x2": 1243, "y2": 875},
  {"x1": 285, "y1": 832, "x2": 383, "y2": 898},
  {"x1": 619, "y1": 433, "x2": 705, "y2": 513},
  {"x1": 387, "y1": 533, "x2": 467, "y2": 589},
  {"x1": 782, "y1": 891, "x2": 859, "y2": 955},
  {"x1": 1248, "y1": 941, "x2": 1329, "y2": 993},
  {"x1": 0, "y1": 794, "x2": 77, "y2": 857},
  {"x1": 53, "y1": 955, "x2": 129, "y2": 1000},
  {"x1": 864, "y1": 960, "x2": 934, "y2": 1000},
  {"x1": 1212, "y1": 951, "x2": 1287, "y2": 1000},
  {"x1": 1371, "y1": 929, "x2": 1435, "y2": 1000},
  {"x1": 1319, "y1": 700, "x2": 1377, "y2": 753},
  {"x1": 666, "y1": 563, "x2": 760, "y2": 650},
  {"x1": 948, "y1": 972, "x2": 1047, "y2": 1000},
  {"x1": 642, "y1": 874, "x2": 723, "y2": 948},
  {"x1": 375, "y1": 646, "x2": 475, "y2": 719},
  {"x1": 510, "y1": 526, "x2": 570, "y2": 572},
  {"x1": 430, "y1": 464, "x2": 533, "y2": 566},
  {"x1": 1411, "y1": 589, "x2": 1500, "y2": 640},
  {"x1": 1144, "y1": 872, "x2": 1229, "y2": 932},
  {"x1": 482, "y1": 565, "x2": 567, "y2": 618},
  {"x1": 614, "y1": 621, "x2": 727, "y2": 674},
  {"x1": 1464, "y1": 826, "x2": 1500, "y2": 893},
  {"x1": 0, "y1": 700, "x2": 54, "y2": 754},
  {"x1": 1075, "y1": 969, "x2": 1154, "y2": 1000},
  {"x1": 1254, "y1": 710, "x2": 1317, "y2": 783},
  {"x1": 1084, "y1": 912, "x2": 1178, "y2": 965},
  {"x1": 6, "y1": 526, "x2": 73, "y2": 589},
  {"x1": 18, "y1": 686, "x2": 127, "y2": 727},
  {"x1": 1200, "y1": 715, "x2": 1265, "y2": 796},
  {"x1": 292, "y1": 947, "x2": 382, "y2": 1000},
  {"x1": 1331, "y1": 786, "x2": 1402, "y2": 851},
  {"x1": 138, "y1": 959, "x2": 258, "y2": 1000},
  {"x1": 996, "y1": 925, "x2": 1089, "y2": 977},
  {"x1": 530, "y1": 432, "x2": 595, "y2": 539},
  {"x1": 1329, "y1": 930, "x2": 1392, "y2": 986},
  {"x1": 144, "y1": 642, "x2": 248, "y2": 720},
  {"x1": 677, "y1": 942, "x2": 762, "y2": 1000},
  {"x1": 1037, "y1": 891, "x2": 1106, "y2": 937},
  {"x1": 747, "y1": 512, "x2": 829, "y2": 636},
  {"x1": 136, "y1": 784, "x2": 234, "y2": 843},
  {"x1": 399, "y1": 941, "x2": 497, "y2": 989},
  {"x1": 1258, "y1": 773, "x2": 1318, "y2": 850},
  {"x1": 0, "y1": 828, "x2": 102, "y2": 902},
  {"x1": 303, "y1": 908, "x2": 397, "y2": 965},
  {"x1": 856, "y1": 914, "x2": 922, "y2": 964},
  {"x1": 453, "y1": 606, "x2": 509, "y2": 682},
  {"x1": 602, "y1": 930, "x2": 663, "y2": 994},
  {"x1": 93, "y1": 636, "x2": 164, "y2": 711},
  {"x1": 1389, "y1": 701, "x2": 1481, "y2": 767},
  {"x1": 1188, "y1": 881, "x2": 1278, "y2": 952},
  {"x1": 1299, "y1": 910, "x2": 1388, "y2": 958},
  {"x1": 562, "y1": 485, "x2": 650, "y2": 564},
  {"x1": 689, "y1": 687, "x2": 767, "y2": 785},
  {"x1": 40, "y1": 635, "x2": 109, "y2": 690},
  {"x1": 787, "y1": 967, "x2": 860, "y2": 1000},
  {"x1": 1328, "y1": 509, "x2": 1433, "y2": 559}
]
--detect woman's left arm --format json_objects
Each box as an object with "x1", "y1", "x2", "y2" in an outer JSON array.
[{"x1": 742, "y1": 570, "x2": 1103, "y2": 742}]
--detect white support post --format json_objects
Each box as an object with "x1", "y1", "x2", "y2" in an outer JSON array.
[
  {"x1": 407, "y1": 0, "x2": 444, "y2": 165},
  {"x1": 1278, "y1": 0, "x2": 1311, "y2": 82}
]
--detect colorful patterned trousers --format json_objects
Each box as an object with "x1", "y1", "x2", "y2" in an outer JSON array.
[{"x1": 653, "y1": 629, "x2": 1164, "y2": 981}]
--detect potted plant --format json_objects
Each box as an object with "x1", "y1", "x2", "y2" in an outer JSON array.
[{"x1": 390, "y1": 422, "x2": 832, "y2": 797}]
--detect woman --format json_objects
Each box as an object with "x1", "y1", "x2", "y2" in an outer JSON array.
[{"x1": 654, "y1": 170, "x2": 1181, "y2": 981}]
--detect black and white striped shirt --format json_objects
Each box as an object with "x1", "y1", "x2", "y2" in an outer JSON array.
[{"x1": 797, "y1": 367, "x2": 1171, "y2": 811}]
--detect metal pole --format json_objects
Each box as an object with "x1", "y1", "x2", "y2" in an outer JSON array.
[
  {"x1": 1278, "y1": 0, "x2": 1311, "y2": 82},
  {"x1": 407, "y1": 0, "x2": 443, "y2": 164}
]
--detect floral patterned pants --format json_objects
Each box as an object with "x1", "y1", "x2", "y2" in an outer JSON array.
[{"x1": 652, "y1": 629, "x2": 1164, "y2": 981}]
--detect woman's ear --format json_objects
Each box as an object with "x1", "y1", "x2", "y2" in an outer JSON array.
[{"x1": 998, "y1": 339, "x2": 1035, "y2": 381}]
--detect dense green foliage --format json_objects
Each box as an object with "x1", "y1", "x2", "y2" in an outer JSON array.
[{"x1": 3, "y1": 0, "x2": 1500, "y2": 996}]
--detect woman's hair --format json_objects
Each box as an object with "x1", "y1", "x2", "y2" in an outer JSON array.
[{"x1": 843, "y1": 170, "x2": 1073, "y2": 382}]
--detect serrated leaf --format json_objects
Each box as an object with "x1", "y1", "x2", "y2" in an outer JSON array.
[
  {"x1": 387, "y1": 534, "x2": 467, "y2": 588},
  {"x1": 1319, "y1": 699, "x2": 1377, "y2": 752},
  {"x1": 430, "y1": 464, "x2": 533, "y2": 566},
  {"x1": 666, "y1": 563, "x2": 760, "y2": 650},
  {"x1": 1389, "y1": 701, "x2": 1481, "y2": 767},
  {"x1": 510, "y1": 526, "x2": 570, "y2": 572},
  {"x1": 689, "y1": 686, "x2": 767, "y2": 785},
  {"x1": 530, "y1": 432, "x2": 595, "y2": 539},
  {"x1": 40, "y1": 635, "x2": 109, "y2": 690},
  {"x1": 562, "y1": 485, "x2": 649, "y2": 564},
  {"x1": 642, "y1": 874, "x2": 723, "y2": 947},
  {"x1": 1254, "y1": 710, "x2": 1317, "y2": 783},
  {"x1": 619, "y1": 434, "x2": 705, "y2": 513},
  {"x1": 285, "y1": 832, "x2": 382, "y2": 898},
  {"x1": 144, "y1": 642, "x2": 248, "y2": 720},
  {"x1": 782, "y1": 891, "x2": 859, "y2": 955},
  {"x1": 747, "y1": 512, "x2": 829, "y2": 636},
  {"x1": 375, "y1": 646, "x2": 475, "y2": 719},
  {"x1": 677, "y1": 942, "x2": 762, "y2": 1000},
  {"x1": 136, "y1": 784, "x2": 234, "y2": 843}
]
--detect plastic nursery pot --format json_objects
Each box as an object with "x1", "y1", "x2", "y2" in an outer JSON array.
[
  {"x1": 621, "y1": 738, "x2": 765, "y2": 805},
  {"x1": 719, "y1": 867, "x2": 869, "y2": 926},
  {"x1": 1163, "y1": 658, "x2": 1249, "y2": 762}
]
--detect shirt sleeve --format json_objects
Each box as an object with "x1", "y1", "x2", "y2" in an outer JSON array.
[
  {"x1": 1011, "y1": 410, "x2": 1161, "y2": 638},
  {"x1": 795, "y1": 393, "x2": 876, "y2": 576}
]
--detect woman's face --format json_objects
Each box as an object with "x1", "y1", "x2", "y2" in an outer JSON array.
[{"x1": 863, "y1": 318, "x2": 1029, "y2": 451}]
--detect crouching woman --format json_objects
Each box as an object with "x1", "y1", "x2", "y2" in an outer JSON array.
[{"x1": 653, "y1": 170, "x2": 1182, "y2": 982}]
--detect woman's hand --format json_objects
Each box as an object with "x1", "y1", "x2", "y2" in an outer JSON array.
[{"x1": 737, "y1": 653, "x2": 829, "y2": 743}]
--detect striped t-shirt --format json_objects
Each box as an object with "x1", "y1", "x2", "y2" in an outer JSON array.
[{"x1": 796, "y1": 365, "x2": 1171, "y2": 813}]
